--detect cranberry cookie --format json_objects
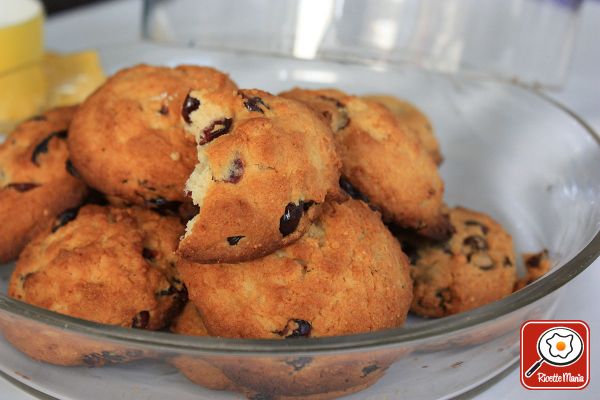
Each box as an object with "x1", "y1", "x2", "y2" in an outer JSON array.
[
  {"x1": 68, "y1": 64, "x2": 237, "y2": 209},
  {"x1": 0, "y1": 106, "x2": 87, "y2": 263},
  {"x1": 280, "y1": 88, "x2": 450, "y2": 240},
  {"x1": 1, "y1": 316, "x2": 147, "y2": 367},
  {"x1": 9, "y1": 205, "x2": 187, "y2": 333},
  {"x1": 178, "y1": 200, "x2": 412, "y2": 338},
  {"x1": 406, "y1": 206, "x2": 517, "y2": 317},
  {"x1": 363, "y1": 95, "x2": 443, "y2": 165},
  {"x1": 179, "y1": 88, "x2": 341, "y2": 263},
  {"x1": 170, "y1": 299, "x2": 403, "y2": 399}
]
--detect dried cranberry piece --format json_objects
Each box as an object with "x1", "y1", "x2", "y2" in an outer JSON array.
[
  {"x1": 318, "y1": 95, "x2": 345, "y2": 109},
  {"x1": 182, "y1": 93, "x2": 200, "y2": 124},
  {"x1": 199, "y1": 118, "x2": 233, "y2": 145},
  {"x1": 225, "y1": 158, "x2": 244, "y2": 183},
  {"x1": 142, "y1": 247, "x2": 158, "y2": 260},
  {"x1": 279, "y1": 202, "x2": 304, "y2": 237},
  {"x1": 131, "y1": 310, "x2": 150, "y2": 329},
  {"x1": 361, "y1": 364, "x2": 380, "y2": 377},
  {"x1": 525, "y1": 250, "x2": 548, "y2": 268},
  {"x1": 227, "y1": 236, "x2": 244, "y2": 245},
  {"x1": 287, "y1": 319, "x2": 312, "y2": 338},
  {"x1": 464, "y1": 220, "x2": 489, "y2": 234},
  {"x1": 241, "y1": 92, "x2": 270, "y2": 113},
  {"x1": 83, "y1": 351, "x2": 126, "y2": 367},
  {"x1": 31, "y1": 130, "x2": 68, "y2": 166},
  {"x1": 284, "y1": 356, "x2": 312, "y2": 371},
  {"x1": 463, "y1": 235, "x2": 488, "y2": 252},
  {"x1": 5, "y1": 182, "x2": 40, "y2": 192},
  {"x1": 159, "y1": 105, "x2": 169, "y2": 115},
  {"x1": 52, "y1": 207, "x2": 79, "y2": 233},
  {"x1": 275, "y1": 319, "x2": 312, "y2": 338},
  {"x1": 157, "y1": 283, "x2": 188, "y2": 307}
]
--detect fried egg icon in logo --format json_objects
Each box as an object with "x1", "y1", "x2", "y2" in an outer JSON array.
[
  {"x1": 525, "y1": 326, "x2": 584, "y2": 377},
  {"x1": 546, "y1": 332, "x2": 573, "y2": 359}
]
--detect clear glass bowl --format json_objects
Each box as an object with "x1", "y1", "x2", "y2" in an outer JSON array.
[
  {"x1": 142, "y1": 0, "x2": 583, "y2": 88},
  {"x1": 1, "y1": 42, "x2": 599, "y2": 399}
]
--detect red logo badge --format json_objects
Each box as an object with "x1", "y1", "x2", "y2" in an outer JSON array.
[{"x1": 521, "y1": 320, "x2": 590, "y2": 390}]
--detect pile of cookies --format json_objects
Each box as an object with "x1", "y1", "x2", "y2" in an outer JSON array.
[{"x1": 0, "y1": 63, "x2": 549, "y2": 396}]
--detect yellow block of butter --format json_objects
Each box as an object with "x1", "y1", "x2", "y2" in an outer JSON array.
[
  {"x1": 0, "y1": 51, "x2": 106, "y2": 134},
  {"x1": 0, "y1": 63, "x2": 46, "y2": 133},
  {"x1": 44, "y1": 51, "x2": 106, "y2": 108}
]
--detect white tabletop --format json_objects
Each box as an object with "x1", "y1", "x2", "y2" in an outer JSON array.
[{"x1": 2, "y1": 0, "x2": 599, "y2": 398}]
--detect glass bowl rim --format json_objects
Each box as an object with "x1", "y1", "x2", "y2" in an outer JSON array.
[{"x1": 1, "y1": 60, "x2": 599, "y2": 356}]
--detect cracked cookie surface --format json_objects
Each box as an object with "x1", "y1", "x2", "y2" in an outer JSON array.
[
  {"x1": 178, "y1": 200, "x2": 412, "y2": 338},
  {"x1": 0, "y1": 106, "x2": 87, "y2": 263},
  {"x1": 9, "y1": 205, "x2": 187, "y2": 332},
  {"x1": 179, "y1": 88, "x2": 342, "y2": 263},
  {"x1": 68, "y1": 64, "x2": 237, "y2": 208},
  {"x1": 405, "y1": 206, "x2": 516, "y2": 317},
  {"x1": 280, "y1": 88, "x2": 449, "y2": 240}
]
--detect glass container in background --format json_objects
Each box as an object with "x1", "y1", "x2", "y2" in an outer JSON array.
[{"x1": 143, "y1": 0, "x2": 583, "y2": 88}]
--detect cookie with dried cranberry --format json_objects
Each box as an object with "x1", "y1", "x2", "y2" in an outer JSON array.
[
  {"x1": 68, "y1": 64, "x2": 237, "y2": 209},
  {"x1": 178, "y1": 200, "x2": 412, "y2": 339},
  {"x1": 169, "y1": 302, "x2": 406, "y2": 400},
  {"x1": 1, "y1": 317, "x2": 148, "y2": 367},
  {"x1": 214, "y1": 350, "x2": 402, "y2": 400},
  {"x1": 9, "y1": 205, "x2": 186, "y2": 338},
  {"x1": 280, "y1": 88, "x2": 449, "y2": 240},
  {"x1": 0, "y1": 106, "x2": 87, "y2": 263},
  {"x1": 406, "y1": 206, "x2": 516, "y2": 318},
  {"x1": 178, "y1": 88, "x2": 342, "y2": 263},
  {"x1": 363, "y1": 95, "x2": 443, "y2": 165}
]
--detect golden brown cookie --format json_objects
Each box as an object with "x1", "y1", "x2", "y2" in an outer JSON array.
[
  {"x1": 170, "y1": 303, "x2": 402, "y2": 400},
  {"x1": 9, "y1": 205, "x2": 187, "y2": 333},
  {"x1": 68, "y1": 64, "x2": 237, "y2": 209},
  {"x1": 280, "y1": 88, "x2": 450, "y2": 240},
  {"x1": 406, "y1": 206, "x2": 517, "y2": 317},
  {"x1": 179, "y1": 88, "x2": 342, "y2": 263},
  {"x1": 217, "y1": 351, "x2": 397, "y2": 400},
  {"x1": 179, "y1": 200, "x2": 412, "y2": 339},
  {"x1": 363, "y1": 94, "x2": 443, "y2": 165},
  {"x1": 0, "y1": 106, "x2": 87, "y2": 263},
  {"x1": 1, "y1": 315, "x2": 148, "y2": 367}
]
